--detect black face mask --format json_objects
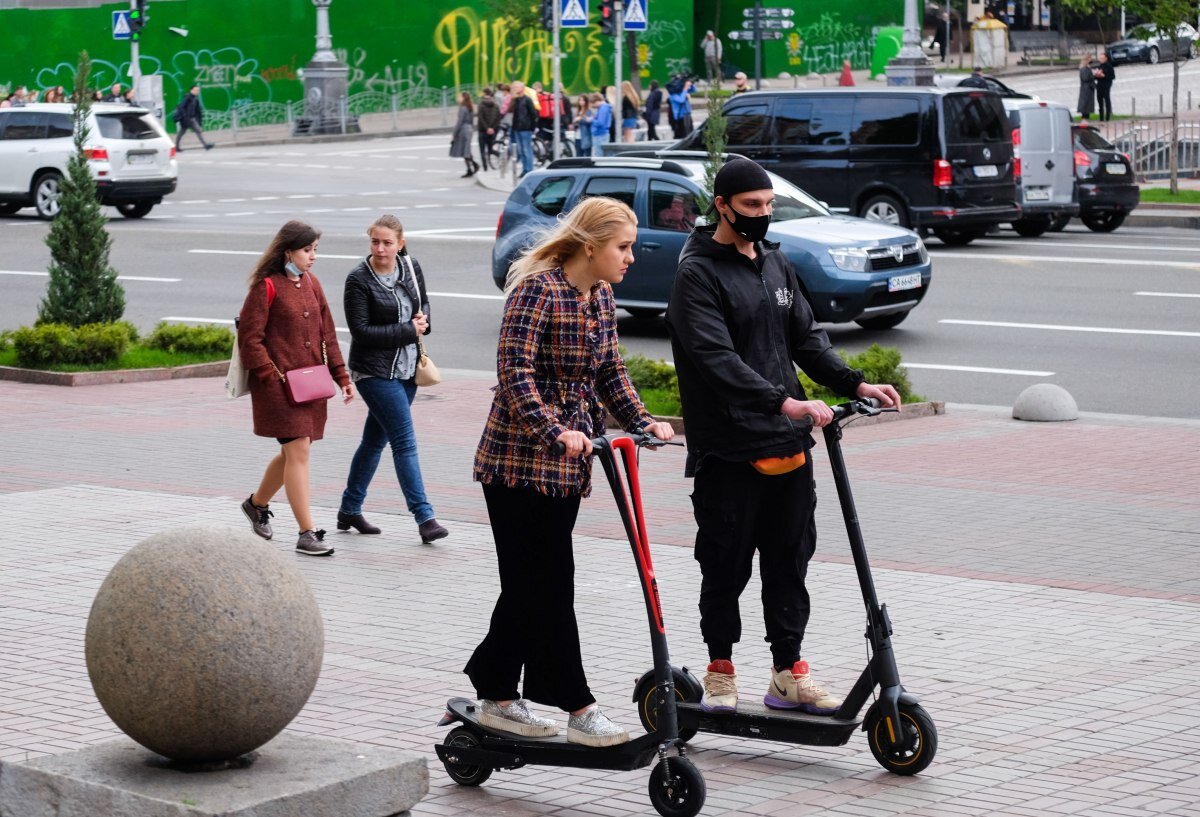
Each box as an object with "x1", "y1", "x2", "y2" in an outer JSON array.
[{"x1": 721, "y1": 203, "x2": 771, "y2": 244}]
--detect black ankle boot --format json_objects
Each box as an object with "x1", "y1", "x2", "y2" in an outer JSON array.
[{"x1": 337, "y1": 511, "x2": 381, "y2": 534}]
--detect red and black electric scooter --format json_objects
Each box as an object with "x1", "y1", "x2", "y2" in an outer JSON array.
[
  {"x1": 436, "y1": 433, "x2": 706, "y2": 817},
  {"x1": 631, "y1": 398, "x2": 939, "y2": 776}
]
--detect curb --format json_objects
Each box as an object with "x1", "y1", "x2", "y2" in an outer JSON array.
[
  {"x1": 206, "y1": 125, "x2": 451, "y2": 152},
  {"x1": 0, "y1": 361, "x2": 228, "y2": 387},
  {"x1": 1123, "y1": 209, "x2": 1200, "y2": 229}
]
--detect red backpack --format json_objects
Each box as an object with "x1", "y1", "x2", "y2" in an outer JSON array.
[{"x1": 537, "y1": 92, "x2": 554, "y2": 119}]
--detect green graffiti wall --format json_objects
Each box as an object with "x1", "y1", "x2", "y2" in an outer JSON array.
[
  {"x1": 1, "y1": 0, "x2": 693, "y2": 113},
  {"x1": 696, "y1": 1, "x2": 903, "y2": 78}
]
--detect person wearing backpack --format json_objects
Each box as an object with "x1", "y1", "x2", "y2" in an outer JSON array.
[{"x1": 173, "y1": 85, "x2": 213, "y2": 151}]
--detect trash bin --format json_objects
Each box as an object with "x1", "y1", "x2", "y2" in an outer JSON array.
[{"x1": 872, "y1": 26, "x2": 904, "y2": 79}]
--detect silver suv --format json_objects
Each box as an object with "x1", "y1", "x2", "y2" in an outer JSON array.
[{"x1": 0, "y1": 102, "x2": 178, "y2": 219}]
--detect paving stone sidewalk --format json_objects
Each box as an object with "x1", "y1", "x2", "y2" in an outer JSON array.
[{"x1": 1, "y1": 375, "x2": 1198, "y2": 816}]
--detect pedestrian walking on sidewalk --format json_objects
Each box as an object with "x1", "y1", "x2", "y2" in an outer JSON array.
[
  {"x1": 1095, "y1": 53, "x2": 1115, "y2": 122},
  {"x1": 643, "y1": 80, "x2": 662, "y2": 140},
  {"x1": 467, "y1": 196, "x2": 675, "y2": 747},
  {"x1": 476, "y1": 88, "x2": 501, "y2": 171},
  {"x1": 450, "y1": 92, "x2": 479, "y2": 178},
  {"x1": 1077, "y1": 55, "x2": 1096, "y2": 121},
  {"x1": 337, "y1": 215, "x2": 448, "y2": 545},
  {"x1": 665, "y1": 157, "x2": 900, "y2": 716},
  {"x1": 573, "y1": 93, "x2": 593, "y2": 157},
  {"x1": 172, "y1": 85, "x2": 213, "y2": 151},
  {"x1": 237, "y1": 220, "x2": 354, "y2": 557}
]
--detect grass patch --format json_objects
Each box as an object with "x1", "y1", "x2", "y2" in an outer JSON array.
[
  {"x1": 0, "y1": 345, "x2": 227, "y2": 372},
  {"x1": 1139, "y1": 187, "x2": 1200, "y2": 204}
]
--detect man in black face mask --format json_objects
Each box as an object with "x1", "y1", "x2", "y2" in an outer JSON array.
[{"x1": 666, "y1": 157, "x2": 900, "y2": 716}]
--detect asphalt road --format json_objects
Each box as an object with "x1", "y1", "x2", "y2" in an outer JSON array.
[{"x1": 3, "y1": 134, "x2": 1198, "y2": 418}]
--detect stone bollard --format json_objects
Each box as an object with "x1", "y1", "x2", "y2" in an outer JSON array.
[{"x1": 1012, "y1": 383, "x2": 1079, "y2": 422}]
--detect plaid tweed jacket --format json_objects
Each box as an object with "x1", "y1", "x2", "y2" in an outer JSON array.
[{"x1": 473, "y1": 268, "x2": 652, "y2": 497}]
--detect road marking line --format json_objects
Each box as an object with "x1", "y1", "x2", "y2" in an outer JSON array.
[
  {"x1": 183, "y1": 214, "x2": 216, "y2": 218},
  {"x1": 164, "y1": 316, "x2": 351, "y2": 333},
  {"x1": 189, "y1": 249, "x2": 361, "y2": 260},
  {"x1": 941, "y1": 319, "x2": 1200, "y2": 338},
  {"x1": 1136, "y1": 291, "x2": 1200, "y2": 298},
  {"x1": 178, "y1": 199, "x2": 210, "y2": 204},
  {"x1": 252, "y1": 196, "x2": 279, "y2": 201},
  {"x1": 0, "y1": 270, "x2": 179, "y2": 282},
  {"x1": 930, "y1": 253, "x2": 1200, "y2": 269},
  {"x1": 286, "y1": 194, "x2": 314, "y2": 199},
  {"x1": 427, "y1": 291, "x2": 505, "y2": 301},
  {"x1": 226, "y1": 211, "x2": 257, "y2": 217},
  {"x1": 342, "y1": 207, "x2": 372, "y2": 212},
  {"x1": 904, "y1": 362, "x2": 1054, "y2": 377},
  {"x1": 1000, "y1": 239, "x2": 1200, "y2": 252},
  {"x1": 218, "y1": 198, "x2": 246, "y2": 203}
]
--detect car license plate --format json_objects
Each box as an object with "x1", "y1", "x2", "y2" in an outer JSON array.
[
  {"x1": 1105, "y1": 162, "x2": 1127, "y2": 174},
  {"x1": 1026, "y1": 187, "x2": 1051, "y2": 201},
  {"x1": 973, "y1": 164, "x2": 999, "y2": 178},
  {"x1": 888, "y1": 272, "x2": 922, "y2": 293},
  {"x1": 127, "y1": 153, "x2": 155, "y2": 165}
]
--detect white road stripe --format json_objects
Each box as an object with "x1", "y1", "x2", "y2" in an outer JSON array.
[
  {"x1": 226, "y1": 211, "x2": 256, "y2": 217},
  {"x1": 189, "y1": 249, "x2": 361, "y2": 260},
  {"x1": 941, "y1": 319, "x2": 1200, "y2": 338},
  {"x1": 930, "y1": 253, "x2": 1200, "y2": 269},
  {"x1": 252, "y1": 196, "x2": 279, "y2": 201},
  {"x1": 427, "y1": 291, "x2": 505, "y2": 301},
  {"x1": 998, "y1": 239, "x2": 1200, "y2": 252},
  {"x1": 904, "y1": 362, "x2": 1054, "y2": 377},
  {"x1": 0, "y1": 270, "x2": 179, "y2": 282},
  {"x1": 1136, "y1": 291, "x2": 1200, "y2": 299},
  {"x1": 164, "y1": 316, "x2": 350, "y2": 333}
]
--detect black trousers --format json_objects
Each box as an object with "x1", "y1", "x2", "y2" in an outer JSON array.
[
  {"x1": 1097, "y1": 84, "x2": 1113, "y2": 121},
  {"x1": 465, "y1": 483, "x2": 594, "y2": 712},
  {"x1": 691, "y1": 455, "x2": 817, "y2": 669}
]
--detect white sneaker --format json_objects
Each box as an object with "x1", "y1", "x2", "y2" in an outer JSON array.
[
  {"x1": 567, "y1": 704, "x2": 629, "y2": 747},
  {"x1": 700, "y1": 659, "x2": 737, "y2": 712},
  {"x1": 479, "y1": 699, "x2": 558, "y2": 737},
  {"x1": 763, "y1": 660, "x2": 842, "y2": 715}
]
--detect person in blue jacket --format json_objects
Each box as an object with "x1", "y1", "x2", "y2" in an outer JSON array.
[
  {"x1": 668, "y1": 78, "x2": 695, "y2": 139},
  {"x1": 586, "y1": 92, "x2": 613, "y2": 157}
]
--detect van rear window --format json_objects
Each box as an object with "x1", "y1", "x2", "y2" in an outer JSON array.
[
  {"x1": 944, "y1": 93, "x2": 1007, "y2": 142},
  {"x1": 95, "y1": 112, "x2": 161, "y2": 140}
]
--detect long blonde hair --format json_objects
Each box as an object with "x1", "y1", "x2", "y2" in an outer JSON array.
[
  {"x1": 621, "y1": 80, "x2": 640, "y2": 110},
  {"x1": 505, "y1": 197, "x2": 638, "y2": 293}
]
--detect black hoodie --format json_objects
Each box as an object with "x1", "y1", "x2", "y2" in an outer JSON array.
[{"x1": 665, "y1": 224, "x2": 863, "y2": 467}]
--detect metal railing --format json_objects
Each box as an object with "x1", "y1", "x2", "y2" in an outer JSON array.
[{"x1": 1099, "y1": 117, "x2": 1200, "y2": 180}]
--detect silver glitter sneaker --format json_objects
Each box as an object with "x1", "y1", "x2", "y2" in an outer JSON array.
[
  {"x1": 567, "y1": 705, "x2": 629, "y2": 748},
  {"x1": 295, "y1": 529, "x2": 334, "y2": 557},
  {"x1": 479, "y1": 699, "x2": 558, "y2": 737},
  {"x1": 240, "y1": 495, "x2": 273, "y2": 540}
]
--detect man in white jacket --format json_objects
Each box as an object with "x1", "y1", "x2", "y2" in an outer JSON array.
[{"x1": 702, "y1": 31, "x2": 723, "y2": 86}]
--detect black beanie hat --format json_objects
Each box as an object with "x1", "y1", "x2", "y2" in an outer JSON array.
[{"x1": 709, "y1": 157, "x2": 773, "y2": 212}]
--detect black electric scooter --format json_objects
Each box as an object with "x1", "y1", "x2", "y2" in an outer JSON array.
[
  {"x1": 631, "y1": 398, "x2": 938, "y2": 776},
  {"x1": 436, "y1": 433, "x2": 707, "y2": 817}
]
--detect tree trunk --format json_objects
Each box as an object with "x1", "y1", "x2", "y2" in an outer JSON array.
[{"x1": 1171, "y1": 56, "x2": 1180, "y2": 195}]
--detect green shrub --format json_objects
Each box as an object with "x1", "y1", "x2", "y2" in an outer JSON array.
[
  {"x1": 144, "y1": 322, "x2": 234, "y2": 356},
  {"x1": 11, "y1": 321, "x2": 133, "y2": 367},
  {"x1": 624, "y1": 352, "x2": 679, "y2": 393},
  {"x1": 799, "y1": 343, "x2": 922, "y2": 404}
]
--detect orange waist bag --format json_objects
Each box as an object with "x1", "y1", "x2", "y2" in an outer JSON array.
[{"x1": 749, "y1": 451, "x2": 807, "y2": 475}]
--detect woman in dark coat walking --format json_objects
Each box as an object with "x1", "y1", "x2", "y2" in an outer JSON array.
[
  {"x1": 476, "y1": 88, "x2": 502, "y2": 171},
  {"x1": 450, "y1": 91, "x2": 478, "y2": 177},
  {"x1": 1077, "y1": 55, "x2": 1096, "y2": 121},
  {"x1": 238, "y1": 220, "x2": 353, "y2": 556}
]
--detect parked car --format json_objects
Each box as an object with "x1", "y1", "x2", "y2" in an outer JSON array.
[
  {"x1": 1106, "y1": 23, "x2": 1198, "y2": 64},
  {"x1": 669, "y1": 87, "x2": 1019, "y2": 246},
  {"x1": 1054, "y1": 124, "x2": 1139, "y2": 232},
  {"x1": 935, "y1": 73, "x2": 1034, "y2": 99},
  {"x1": 491, "y1": 154, "x2": 932, "y2": 330},
  {"x1": 1002, "y1": 99, "x2": 1078, "y2": 236},
  {"x1": 0, "y1": 102, "x2": 177, "y2": 219}
]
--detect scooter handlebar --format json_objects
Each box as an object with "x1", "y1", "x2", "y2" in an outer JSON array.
[
  {"x1": 549, "y1": 431, "x2": 683, "y2": 457},
  {"x1": 831, "y1": 396, "x2": 889, "y2": 422}
]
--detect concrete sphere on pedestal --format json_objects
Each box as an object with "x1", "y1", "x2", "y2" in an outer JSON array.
[
  {"x1": 85, "y1": 525, "x2": 324, "y2": 762},
  {"x1": 1013, "y1": 383, "x2": 1079, "y2": 422}
]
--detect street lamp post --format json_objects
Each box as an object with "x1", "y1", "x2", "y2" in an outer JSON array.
[
  {"x1": 885, "y1": 0, "x2": 935, "y2": 86},
  {"x1": 296, "y1": 0, "x2": 360, "y2": 135}
]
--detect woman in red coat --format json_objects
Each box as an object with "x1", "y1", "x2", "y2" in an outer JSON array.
[{"x1": 237, "y1": 220, "x2": 353, "y2": 556}]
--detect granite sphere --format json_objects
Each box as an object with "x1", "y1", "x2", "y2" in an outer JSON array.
[
  {"x1": 85, "y1": 525, "x2": 325, "y2": 762},
  {"x1": 1013, "y1": 383, "x2": 1079, "y2": 422}
]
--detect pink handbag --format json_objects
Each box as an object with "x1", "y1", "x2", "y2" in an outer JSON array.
[{"x1": 283, "y1": 356, "x2": 337, "y2": 405}]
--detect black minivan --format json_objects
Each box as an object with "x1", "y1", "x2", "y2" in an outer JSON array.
[{"x1": 674, "y1": 88, "x2": 1020, "y2": 245}]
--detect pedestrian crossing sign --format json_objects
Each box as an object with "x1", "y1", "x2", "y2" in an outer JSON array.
[
  {"x1": 623, "y1": 0, "x2": 648, "y2": 30},
  {"x1": 112, "y1": 10, "x2": 132, "y2": 40},
  {"x1": 561, "y1": 0, "x2": 588, "y2": 28}
]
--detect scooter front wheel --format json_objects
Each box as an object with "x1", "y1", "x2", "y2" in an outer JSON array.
[
  {"x1": 634, "y1": 668, "x2": 700, "y2": 743},
  {"x1": 648, "y1": 756, "x2": 705, "y2": 817},
  {"x1": 442, "y1": 726, "x2": 493, "y2": 786},
  {"x1": 865, "y1": 703, "x2": 938, "y2": 775}
]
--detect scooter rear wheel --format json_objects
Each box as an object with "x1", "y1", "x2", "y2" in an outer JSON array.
[
  {"x1": 442, "y1": 726, "x2": 493, "y2": 786},
  {"x1": 648, "y1": 756, "x2": 705, "y2": 817},
  {"x1": 634, "y1": 669, "x2": 700, "y2": 743},
  {"x1": 865, "y1": 702, "x2": 938, "y2": 775}
]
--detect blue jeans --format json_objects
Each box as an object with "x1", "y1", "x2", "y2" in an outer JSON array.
[
  {"x1": 513, "y1": 129, "x2": 534, "y2": 175},
  {"x1": 590, "y1": 130, "x2": 610, "y2": 157},
  {"x1": 340, "y1": 376, "x2": 435, "y2": 524}
]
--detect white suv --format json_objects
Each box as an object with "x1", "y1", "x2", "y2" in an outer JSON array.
[{"x1": 0, "y1": 102, "x2": 178, "y2": 219}]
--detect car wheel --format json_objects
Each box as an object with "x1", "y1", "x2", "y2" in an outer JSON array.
[
  {"x1": 33, "y1": 172, "x2": 63, "y2": 220},
  {"x1": 855, "y1": 310, "x2": 910, "y2": 330},
  {"x1": 1081, "y1": 211, "x2": 1126, "y2": 232},
  {"x1": 1148, "y1": 46, "x2": 1160, "y2": 64},
  {"x1": 0, "y1": 202, "x2": 22, "y2": 216},
  {"x1": 1048, "y1": 215, "x2": 1071, "y2": 232},
  {"x1": 1012, "y1": 216, "x2": 1051, "y2": 237},
  {"x1": 932, "y1": 226, "x2": 984, "y2": 246},
  {"x1": 116, "y1": 201, "x2": 154, "y2": 219},
  {"x1": 860, "y1": 194, "x2": 909, "y2": 227}
]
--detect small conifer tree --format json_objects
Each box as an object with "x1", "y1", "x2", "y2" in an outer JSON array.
[
  {"x1": 38, "y1": 51, "x2": 125, "y2": 326},
  {"x1": 702, "y1": 88, "x2": 728, "y2": 201}
]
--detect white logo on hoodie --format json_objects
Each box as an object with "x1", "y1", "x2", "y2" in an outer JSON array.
[{"x1": 775, "y1": 287, "x2": 794, "y2": 309}]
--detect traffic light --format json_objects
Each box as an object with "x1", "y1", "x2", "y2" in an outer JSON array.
[
  {"x1": 128, "y1": 0, "x2": 149, "y2": 41},
  {"x1": 598, "y1": 0, "x2": 614, "y2": 35},
  {"x1": 541, "y1": 0, "x2": 554, "y2": 31}
]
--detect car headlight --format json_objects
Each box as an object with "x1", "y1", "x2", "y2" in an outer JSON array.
[
  {"x1": 916, "y1": 237, "x2": 929, "y2": 263},
  {"x1": 828, "y1": 247, "x2": 870, "y2": 272}
]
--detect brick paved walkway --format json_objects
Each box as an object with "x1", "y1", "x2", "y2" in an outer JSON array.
[{"x1": 2, "y1": 375, "x2": 1199, "y2": 816}]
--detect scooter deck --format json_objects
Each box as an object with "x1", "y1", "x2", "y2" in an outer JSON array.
[
  {"x1": 678, "y1": 700, "x2": 861, "y2": 747},
  {"x1": 440, "y1": 698, "x2": 664, "y2": 772}
]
